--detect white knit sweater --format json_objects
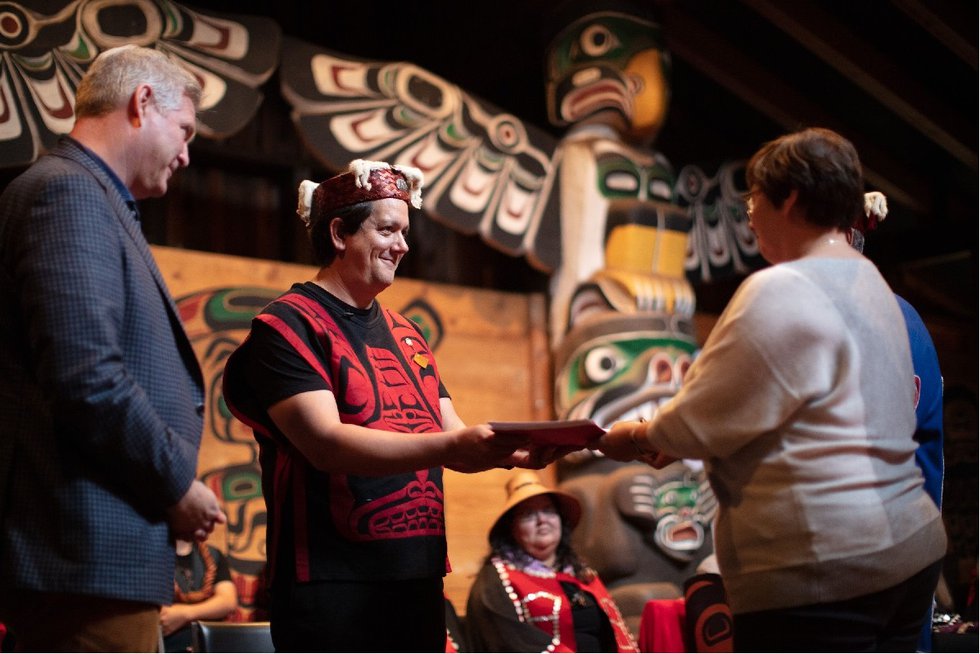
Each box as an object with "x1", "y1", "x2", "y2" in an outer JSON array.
[{"x1": 646, "y1": 257, "x2": 947, "y2": 613}]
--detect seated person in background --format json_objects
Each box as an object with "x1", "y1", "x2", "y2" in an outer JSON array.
[
  {"x1": 161, "y1": 539, "x2": 239, "y2": 653},
  {"x1": 466, "y1": 472, "x2": 638, "y2": 652}
]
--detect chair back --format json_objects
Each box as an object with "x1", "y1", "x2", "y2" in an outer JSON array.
[{"x1": 190, "y1": 621, "x2": 274, "y2": 653}]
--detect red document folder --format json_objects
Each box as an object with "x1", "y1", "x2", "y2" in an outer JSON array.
[{"x1": 488, "y1": 419, "x2": 605, "y2": 447}]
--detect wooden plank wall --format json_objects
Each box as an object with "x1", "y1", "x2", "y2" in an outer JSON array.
[{"x1": 153, "y1": 245, "x2": 553, "y2": 618}]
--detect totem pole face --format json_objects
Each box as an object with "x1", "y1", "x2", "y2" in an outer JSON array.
[
  {"x1": 638, "y1": 466, "x2": 717, "y2": 562},
  {"x1": 554, "y1": 312, "x2": 695, "y2": 426},
  {"x1": 545, "y1": 10, "x2": 670, "y2": 145},
  {"x1": 594, "y1": 145, "x2": 674, "y2": 203}
]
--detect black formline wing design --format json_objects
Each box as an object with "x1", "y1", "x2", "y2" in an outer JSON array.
[
  {"x1": 280, "y1": 36, "x2": 564, "y2": 273},
  {"x1": 0, "y1": 0, "x2": 281, "y2": 168}
]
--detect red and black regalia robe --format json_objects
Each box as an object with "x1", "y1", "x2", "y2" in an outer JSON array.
[
  {"x1": 222, "y1": 282, "x2": 450, "y2": 588},
  {"x1": 466, "y1": 556, "x2": 639, "y2": 652}
]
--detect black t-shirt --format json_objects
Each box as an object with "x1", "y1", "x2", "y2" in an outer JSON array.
[
  {"x1": 560, "y1": 580, "x2": 617, "y2": 652},
  {"x1": 244, "y1": 283, "x2": 450, "y2": 410},
  {"x1": 164, "y1": 546, "x2": 233, "y2": 653}
]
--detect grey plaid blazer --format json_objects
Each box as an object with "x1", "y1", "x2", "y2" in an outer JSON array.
[{"x1": 0, "y1": 137, "x2": 205, "y2": 605}]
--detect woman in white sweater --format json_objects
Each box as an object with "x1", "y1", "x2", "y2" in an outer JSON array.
[{"x1": 597, "y1": 127, "x2": 946, "y2": 652}]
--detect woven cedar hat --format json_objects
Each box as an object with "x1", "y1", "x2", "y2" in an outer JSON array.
[
  {"x1": 296, "y1": 159, "x2": 424, "y2": 227},
  {"x1": 489, "y1": 471, "x2": 582, "y2": 540}
]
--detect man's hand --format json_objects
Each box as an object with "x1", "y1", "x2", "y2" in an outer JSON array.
[
  {"x1": 445, "y1": 424, "x2": 530, "y2": 473},
  {"x1": 166, "y1": 480, "x2": 227, "y2": 541}
]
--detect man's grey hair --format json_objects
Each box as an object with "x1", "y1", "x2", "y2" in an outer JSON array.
[{"x1": 74, "y1": 44, "x2": 202, "y2": 118}]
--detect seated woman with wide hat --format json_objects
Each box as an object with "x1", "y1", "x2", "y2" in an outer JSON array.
[{"x1": 465, "y1": 471, "x2": 638, "y2": 652}]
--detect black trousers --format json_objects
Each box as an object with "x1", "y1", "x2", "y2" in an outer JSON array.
[
  {"x1": 270, "y1": 576, "x2": 445, "y2": 652},
  {"x1": 733, "y1": 559, "x2": 943, "y2": 652}
]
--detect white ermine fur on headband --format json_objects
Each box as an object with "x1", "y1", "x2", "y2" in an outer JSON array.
[
  {"x1": 392, "y1": 164, "x2": 424, "y2": 209},
  {"x1": 864, "y1": 191, "x2": 888, "y2": 221},
  {"x1": 349, "y1": 159, "x2": 424, "y2": 209},
  {"x1": 297, "y1": 179, "x2": 318, "y2": 228},
  {"x1": 349, "y1": 159, "x2": 388, "y2": 190}
]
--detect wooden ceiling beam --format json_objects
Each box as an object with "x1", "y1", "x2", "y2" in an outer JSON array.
[
  {"x1": 739, "y1": 0, "x2": 977, "y2": 171},
  {"x1": 658, "y1": 4, "x2": 928, "y2": 213},
  {"x1": 890, "y1": 0, "x2": 978, "y2": 70}
]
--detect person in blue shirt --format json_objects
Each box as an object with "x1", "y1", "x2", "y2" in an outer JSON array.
[{"x1": 856, "y1": 192, "x2": 944, "y2": 652}]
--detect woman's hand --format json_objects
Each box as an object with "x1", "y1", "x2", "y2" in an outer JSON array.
[
  {"x1": 597, "y1": 420, "x2": 647, "y2": 461},
  {"x1": 597, "y1": 420, "x2": 678, "y2": 468},
  {"x1": 508, "y1": 444, "x2": 584, "y2": 470}
]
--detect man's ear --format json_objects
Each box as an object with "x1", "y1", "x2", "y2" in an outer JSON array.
[
  {"x1": 128, "y1": 84, "x2": 153, "y2": 127},
  {"x1": 329, "y1": 217, "x2": 346, "y2": 252}
]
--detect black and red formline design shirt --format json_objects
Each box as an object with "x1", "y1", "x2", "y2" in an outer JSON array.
[{"x1": 223, "y1": 282, "x2": 450, "y2": 586}]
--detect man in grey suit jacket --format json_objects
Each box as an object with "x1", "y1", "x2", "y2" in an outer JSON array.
[{"x1": 0, "y1": 45, "x2": 226, "y2": 651}]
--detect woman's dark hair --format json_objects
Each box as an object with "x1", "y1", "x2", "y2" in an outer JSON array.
[
  {"x1": 745, "y1": 127, "x2": 864, "y2": 231},
  {"x1": 487, "y1": 500, "x2": 595, "y2": 583},
  {"x1": 308, "y1": 201, "x2": 373, "y2": 266}
]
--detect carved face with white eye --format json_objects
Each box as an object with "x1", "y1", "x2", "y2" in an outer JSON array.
[
  {"x1": 553, "y1": 311, "x2": 696, "y2": 428},
  {"x1": 544, "y1": 10, "x2": 670, "y2": 144}
]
